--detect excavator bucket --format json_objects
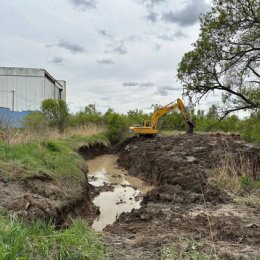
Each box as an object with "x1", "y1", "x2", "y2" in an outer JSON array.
[{"x1": 186, "y1": 121, "x2": 194, "y2": 134}]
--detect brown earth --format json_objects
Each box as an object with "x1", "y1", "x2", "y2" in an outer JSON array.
[
  {"x1": 0, "y1": 142, "x2": 112, "y2": 226},
  {"x1": 104, "y1": 134, "x2": 260, "y2": 260},
  {"x1": 0, "y1": 156, "x2": 99, "y2": 226}
]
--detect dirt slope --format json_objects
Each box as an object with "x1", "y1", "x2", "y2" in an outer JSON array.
[
  {"x1": 0, "y1": 154, "x2": 99, "y2": 226},
  {"x1": 104, "y1": 134, "x2": 260, "y2": 260}
]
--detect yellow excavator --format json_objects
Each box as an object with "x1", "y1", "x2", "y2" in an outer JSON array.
[{"x1": 129, "y1": 98, "x2": 194, "y2": 135}]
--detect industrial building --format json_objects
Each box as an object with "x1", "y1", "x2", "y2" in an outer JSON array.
[{"x1": 0, "y1": 67, "x2": 66, "y2": 112}]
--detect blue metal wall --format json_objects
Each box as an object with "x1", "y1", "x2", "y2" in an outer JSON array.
[{"x1": 0, "y1": 107, "x2": 32, "y2": 128}]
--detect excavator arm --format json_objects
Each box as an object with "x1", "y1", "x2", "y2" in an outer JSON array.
[
  {"x1": 129, "y1": 98, "x2": 194, "y2": 135},
  {"x1": 150, "y1": 101, "x2": 179, "y2": 129}
]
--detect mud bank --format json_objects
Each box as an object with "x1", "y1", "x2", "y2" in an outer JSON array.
[
  {"x1": 0, "y1": 142, "x2": 109, "y2": 226},
  {"x1": 0, "y1": 166, "x2": 98, "y2": 226},
  {"x1": 104, "y1": 134, "x2": 260, "y2": 260},
  {"x1": 78, "y1": 142, "x2": 109, "y2": 160}
]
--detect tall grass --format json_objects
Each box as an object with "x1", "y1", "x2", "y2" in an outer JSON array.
[
  {"x1": 0, "y1": 124, "x2": 106, "y2": 145},
  {"x1": 0, "y1": 216, "x2": 105, "y2": 260},
  {"x1": 210, "y1": 153, "x2": 260, "y2": 204},
  {"x1": 65, "y1": 124, "x2": 106, "y2": 138}
]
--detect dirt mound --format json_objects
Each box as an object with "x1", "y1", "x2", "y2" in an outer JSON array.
[
  {"x1": 104, "y1": 134, "x2": 260, "y2": 259},
  {"x1": 118, "y1": 134, "x2": 259, "y2": 203}
]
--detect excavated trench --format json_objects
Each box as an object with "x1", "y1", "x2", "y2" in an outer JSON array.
[
  {"x1": 2, "y1": 135, "x2": 259, "y2": 259},
  {"x1": 86, "y1": 154, "x2": 153, "y2": 231},
  {"x1": 77, "y1": 135, "x2": 260, "y2": 260}
]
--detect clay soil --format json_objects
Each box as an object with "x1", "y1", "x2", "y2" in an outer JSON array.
[{"x1": 104, "y1": 134, "x2": 260, "y2": 260}]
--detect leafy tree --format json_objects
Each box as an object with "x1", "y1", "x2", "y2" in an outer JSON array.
[
  {"x1": 127, "y1": 109, "x2": 149, "y2": 125},
  {"x1": 68, "y1": 104, "x2": 103, "y2": 127},
  {"x1": 178, "y1": 0, "x2": 260, "y2": 118},
  {"x1": 197, "y1": 109, "x2": 205, "y2": 119},
  {"x1": 84, "y1": 104, "x2": 99, "y2": 115},
  {"x1": 41, "y1": 99, "x2": 69, "y2": 133},
  {"x1": 240, "y1": 112, "x2": 260, "y2": 143},
  {"x1": 207, "y1": 105, "x2": 218, "y2": 119},
  {"x1": 161, "y1": 111, "x2": 188, "y2": 131}
]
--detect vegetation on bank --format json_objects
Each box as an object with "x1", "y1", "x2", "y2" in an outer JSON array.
[
  {"x1": 0, "y1": 112, "x2": 108, "y2": 260},
  {"x1": 0, "y1": 216, "x2": 105, "y2": 260},
  {"x1": 0, "y1": 127, "x2": 107, "y2": 182},
  {"x1": 210, "y1": 152, "x2": 260, "y2": 206}
]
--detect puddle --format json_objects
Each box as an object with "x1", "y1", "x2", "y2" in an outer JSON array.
[{"x1": 87, "y1": 155, "x2": 153, "y2": 231}]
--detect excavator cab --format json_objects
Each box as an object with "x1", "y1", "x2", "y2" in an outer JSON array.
[{"x1": 144, "y1": 121, "x2": 151, "y2": 127}]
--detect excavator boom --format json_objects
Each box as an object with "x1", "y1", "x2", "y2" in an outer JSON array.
[{"x1": 129, "y1": 98, "x2": 194, "y2": 135}]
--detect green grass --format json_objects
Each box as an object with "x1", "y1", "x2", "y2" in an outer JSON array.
[
  {"x1": 0, "y1": 215, "x2": 105, "y2": 260},
  {"x1": 0, "y1": 133, "x2": 108, "y2": 182}
]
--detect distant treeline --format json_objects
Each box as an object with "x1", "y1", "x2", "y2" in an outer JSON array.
[
  {"x1": 20, "y1": 102, "x2": 260, "y2": 145},
  {"x1": 67, "y1": 104, "x2": 260, "y2": 144}
]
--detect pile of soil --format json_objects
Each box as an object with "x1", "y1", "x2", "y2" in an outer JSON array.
[{"x1": 104, "y1": 134, "x2": 260, "y2": 260}]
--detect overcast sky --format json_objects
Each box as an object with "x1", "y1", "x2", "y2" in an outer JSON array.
[{"x1": 0, "y1": 0, "x2": 216, "y2": 114}]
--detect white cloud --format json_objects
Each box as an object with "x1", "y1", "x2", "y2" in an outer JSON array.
[
  {"x1": 69, "y1": 0, "x2": 97, "y2": 10},
  {"x1": 162, "y1": 0, "x2": 210, "y2": 26},
  {"x1": 0, "y1": 0, "x2": 211, "y2": 113}
]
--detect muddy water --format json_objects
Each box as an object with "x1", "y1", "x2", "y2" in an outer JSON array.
[{"x1": 87, "y1": 155, "x2": 153, "y2": 231}]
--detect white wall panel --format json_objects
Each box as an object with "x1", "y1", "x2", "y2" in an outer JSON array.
[
  {"x1": 0, "y1": 68, "x2": 66, "y2": 111},
  {"x1": 44, "y1": 78, "x2": 55, "y2": 100},
  {"x1": 0, "y1": 76, "x2": 44, "y2": 111}
]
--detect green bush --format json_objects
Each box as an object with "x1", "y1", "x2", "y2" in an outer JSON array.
[
  {"x1": 42, "y1": 140, "x2": 62, "y2": 153},
  {"x1": 104, "y1": 109, "x2": 128, "y2": 144},
  {"x1": 239, "y1": 115, "x2": 260, "y2": 143},
  {"x1": 41, "y1": 99, "x2": 69, "y2": 133},
  {"x1": 68, "y1": 112, "x2": 103, "y2": 127},
  {"x1": 21, "y1": 112, "x2": 48, "y2": 132},
  {"x1": 159, "y1": 112, "x2": 188, "y2": 131}
]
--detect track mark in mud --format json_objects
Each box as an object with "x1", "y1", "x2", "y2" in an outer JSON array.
[{"x1": 86, "y1": 155, "x2": 153, "y2": 231}]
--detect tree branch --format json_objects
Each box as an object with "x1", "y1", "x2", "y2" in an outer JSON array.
[
  {"x1": 248, "y1": 65, "x2": 260, "y2": 78},
  {"x1": 219, "y1": 105, "x2": 255, "y2": 120}
]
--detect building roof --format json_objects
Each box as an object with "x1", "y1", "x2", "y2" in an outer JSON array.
[{"x1": 0, "y1": 67, "x2": 65, "y2": 89}]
